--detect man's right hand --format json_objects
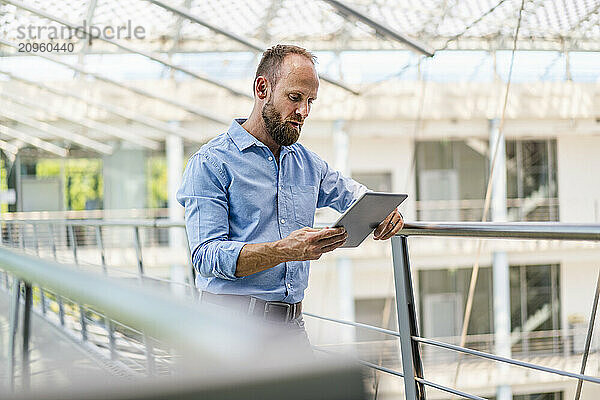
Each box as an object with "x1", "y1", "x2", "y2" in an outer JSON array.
[{"x1": 279, "y1": 227, "x2": 348, "y2": 261}]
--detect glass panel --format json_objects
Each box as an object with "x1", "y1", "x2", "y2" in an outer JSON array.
[{"x1": 352, "y1": 171, "x2": 392, "y2": 192}]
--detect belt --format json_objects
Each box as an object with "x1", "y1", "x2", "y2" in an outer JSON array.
[{"x1": 201, "y1": 292, "x2": 302, "y2": 323}]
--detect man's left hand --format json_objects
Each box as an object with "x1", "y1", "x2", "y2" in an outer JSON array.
[{"x1": 373, "y1": 209, "x2": 404, "y2": 240}]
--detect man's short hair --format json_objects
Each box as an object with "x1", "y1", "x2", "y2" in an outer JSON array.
[{"x1": 254, "y1": 44, "x2": 317, "y2": 93}]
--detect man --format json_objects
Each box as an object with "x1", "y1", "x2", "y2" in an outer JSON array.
[{"x1": 177, "y1": 44, "x2": 403, "y2": 337}]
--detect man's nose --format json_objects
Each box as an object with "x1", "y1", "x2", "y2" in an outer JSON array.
[{"x1": 296, "y1": 101, "x2": 310, "y2": 118}]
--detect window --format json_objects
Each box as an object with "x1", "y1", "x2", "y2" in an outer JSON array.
[
  {"x1": 415, "y1": 139, "x2": 558, "y2": 221},
  {"x1": 510, "y1": 264, "x2": 561, "y2": 355},
  {"x1": 352, "y1": 171, "x2": 392, "y2": 192},
  {"x1": 418, "y1": 267, "x2": 494, "y2": 337},
  {"x1": 354, "y1": 297, "x2": 397, "y2": 342},
  {"x1": 418, "y1": 263, "x2": 561, "y2": 354},
  {"x1": 506, "y1": 140, "x2": 558, "y2": 221}
]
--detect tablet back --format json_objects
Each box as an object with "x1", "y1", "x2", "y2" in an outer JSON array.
[{"x1": 333, "y1": 192, "x2": 408, "y2": 248}]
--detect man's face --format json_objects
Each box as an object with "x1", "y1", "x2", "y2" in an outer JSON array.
[{"x1": 261, "y1": 54, "x2": 319, "y2": 146}]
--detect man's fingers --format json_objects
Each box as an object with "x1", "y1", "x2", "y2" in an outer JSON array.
[
  {"x1": 314, "y1": 227, "x2": 346, "y2": 240},
  {"x1": 320, "y1": 236, "x2": 347, "y2": 252},
  {"x1": 373, "y1": 213, "x2": 393, "y2": 237},
  {"x1": 317, "y1": 231, "x2": 348, "y2": 248},
  {"x1": 374, "y1": 211, "x2": 403, "y2": 240}
]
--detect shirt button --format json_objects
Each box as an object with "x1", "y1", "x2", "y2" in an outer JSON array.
[
  {"x1": 268, "y1": 156, "x2": 273, "y2": 161},
  {"x1": 280, "y1": 218, "x2": 285, "y2": 224},
  {"x1": 287, "y1": 283, "x2": 291, "y2": 289}
]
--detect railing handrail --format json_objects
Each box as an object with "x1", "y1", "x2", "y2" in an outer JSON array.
[
  {"x1": 0, "y1": 246, "x2": 256, "y2": 359},
  {"x1": 4, "y1": 219, "x2": 600, "y2": 241},
  {"x1": 401, "y1": 221, "x2": 600, "y2": 241},
  {"x1": 0, "y1": 218, "x2": 185, "y2": 228}
]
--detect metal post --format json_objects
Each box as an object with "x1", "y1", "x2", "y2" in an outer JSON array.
[
  {"x1": 391, "y1": 235, "x2": 426, "y2": 400},
  {"x1": 68, "y1": 224, "x2": 79, "y2": 265},
  {"x1": 32, "y1": 223, "x2": 46, "y2": 315},
  {"x1": 95, "y1": 226, "x2": 107, "y2": 274},
  {"x1": 96, "y1": 225, "x2": 116, "y2": 359},
  {"x1": 19, "y1": 222, "x2": 25, "y2": 251},
  {"x1": 68, "y1": 225, "x2": 87, "y2": 340},
  {"x1": 134, "y1": 226, "x2": 144, "y2": 279},
  {"x1": 575, "y1": 271, "x2": 600, "y2": 400},
  {"x1": 22, "y1": 282, "x2": 32, "y2": 391},
  {"x1": 133, "y1": 225, "x2": 154, "y2": 372},
  {"x1": 8, "y1": 278, "x2": 21, "y2": 391},
  {"x1": 145, "y1": 336, "x2": 156, "y2": 376},
  {"x1": 49, "y1": 224, "x2": 65, "y2": 326}
]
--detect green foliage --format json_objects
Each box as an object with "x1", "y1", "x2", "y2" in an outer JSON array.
[
  {"x1": 0, "y1": 159, "x2": 7, "y2": 213},
  {"x1": 147, "y1": 156, "x2": 167, "y2": 208},
  {"x1": 36, "y1": 159, "x2": 103, "y2": 211}
]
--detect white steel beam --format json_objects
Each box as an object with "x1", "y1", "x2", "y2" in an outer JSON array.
[
  {"x1": 0, "y1": 124, "x2": 68, "y2": 157},
  {"x1": 145, "y1": 0, "x2": 361, "y2": 95},
  {"x1": 0, "y1": 138, "x2": 20, "y2": 156},
  {"x1": 0, "y1": 70, "x2": 209, "y2": 142},
  {"x1": 322, "y1": 0, "x2": 434, "y2": 57},
  {"x1": 3, "y1": 0, "x2": 252, "y2": 99},
  {"x1": 0, "y1": 107, "x2": 114, "y2": 154},
  {"x1": 0, "y1": 38, "x2": 229, "y2": 125},
  {"x1": 1, "y1": 93, "x2": 160, "y2": 150}
]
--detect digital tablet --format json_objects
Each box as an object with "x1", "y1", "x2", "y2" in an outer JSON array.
[{"x1": 332, "y1": 192, "x2": 408, "y2": 248}]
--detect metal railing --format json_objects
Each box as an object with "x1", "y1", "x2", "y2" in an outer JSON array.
[
  {"x1": 0, "y1": 218, "x2": 197, "y2": 384},
  {"x1": 305, "y1": 222, "x2": 600, "y2": 400},
  {"x1": 0, "y1": 220, "x2": 365, "y2": 399},
  {"x1": 3, "y1": 218, "x2": 600, "y2": 399}
]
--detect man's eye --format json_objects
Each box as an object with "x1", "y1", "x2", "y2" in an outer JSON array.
[{"x1": 289, "y1": 94, "x2": 300, "y2": 101}]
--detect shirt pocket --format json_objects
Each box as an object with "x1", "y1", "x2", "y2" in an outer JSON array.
[{"x1": 290, "y1": 185, "x2": 317, "y2": 228}]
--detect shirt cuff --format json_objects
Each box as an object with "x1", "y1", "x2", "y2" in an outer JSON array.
[{"x1": 197, "y1": 240, "x2": 246, "y2": 281}]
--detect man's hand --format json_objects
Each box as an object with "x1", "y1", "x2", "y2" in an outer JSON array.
[
  {"x1": 373, "y1": 209, "x2": 404, "y2": 240},
  {"x1": 279, "y1": 227, "x2": 348, "y2": 261}
]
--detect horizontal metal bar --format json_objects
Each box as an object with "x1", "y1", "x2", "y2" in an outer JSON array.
[
  {"x1": 317, "y1": 347, "x2": 485, "y2": 400},
  {"x1": 4, "y1": 0, "x2": 252, "y2": 99},
  {"x1": 413, "y1": 376, "x2": 488, "y2": 400},
  {"x1": 413, "y1": 336, "x2": 600, "y2": 385},
  {"x1": 322, "y1": 0, "x2": 435, "y2": 57},
  {"x1": 401, "y1": 222, "x2": 600, "y2": 241},
  {"x1": 0, "y1": 218, "x2": 185, "y2": 228},
  {"x1": 0, "y1": 247, "x2": 261, "y2": 359},
  {"x1": 1, "y1": 93, "x2": 160, "y2": 150},
  {"x1": 0, "y1": 123, "x2": 69, "y2": 157},
  {"x1": 0, "y1": 69, "x2": 207, "y2": 142},
  {"x1": 0, "y1": 38, "x2": 229, "y2": 125},
  {"x1": 314, "y1": 347, "x2": 404, "y2": 377},
  {"x1": 0, "y1": 105, "x2": 114, "y2": 154},
  {"x1": 146, "y1": 0, "x2": 360, "y2": 95},
  {"x1": 304, "y1": 312, "x2": 400, "y2": 338}
]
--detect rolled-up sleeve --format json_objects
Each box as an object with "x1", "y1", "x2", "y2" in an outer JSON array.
[
  {"x1": 176, "y1": 152, "x2": 244, "y2": 280},
  {"x1": 317, "y1": 158, "x2": 369, "y2": 213}
]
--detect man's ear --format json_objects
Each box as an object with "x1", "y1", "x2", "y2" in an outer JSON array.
[{"x1": 255, "y1": 76, "x2": 269, "y2": 100}]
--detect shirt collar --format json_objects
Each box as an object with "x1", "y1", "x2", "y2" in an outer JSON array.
[{"x1": 228, "y1": 118, "x2": 296, "y2": 154}]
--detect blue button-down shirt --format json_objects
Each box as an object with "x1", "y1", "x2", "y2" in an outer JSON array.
[{"x1": 177, "y1": 119, "x2": 367, "y2": 303}]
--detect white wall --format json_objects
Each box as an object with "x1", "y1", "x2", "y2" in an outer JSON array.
[{"x1": 557, "y1": 135, "x2": 600, "y2": 222}]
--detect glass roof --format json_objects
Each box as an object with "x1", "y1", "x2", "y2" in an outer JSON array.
[{"x1": 1, "y1": 0, "x2": 600, "y2": 53}]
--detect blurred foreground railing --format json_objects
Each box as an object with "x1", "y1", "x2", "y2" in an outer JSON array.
[{"x1": 0, "y1": 218, "x2": 365, "y2": 399}]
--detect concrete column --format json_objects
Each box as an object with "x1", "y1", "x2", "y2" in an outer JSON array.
[
  {"x1": 490, "y1": 118, "x2": 512, "y2": 400},
  {"x1": 333, "y1": 120, "x2": 356, "y2": 344},
  {"x1": 166, "y1": 128, "x2": 186, "y2": 295},
  {"x1": 103, "y1": 144, "x2": 146, "y2": 210},
  {"x1": 166, "y1": 131, "x2": 184, "y2": 246}
]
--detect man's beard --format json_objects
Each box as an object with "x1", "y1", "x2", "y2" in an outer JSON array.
[{"x1": 262, "y1": 100, "x2": 301, "y2": 146}]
